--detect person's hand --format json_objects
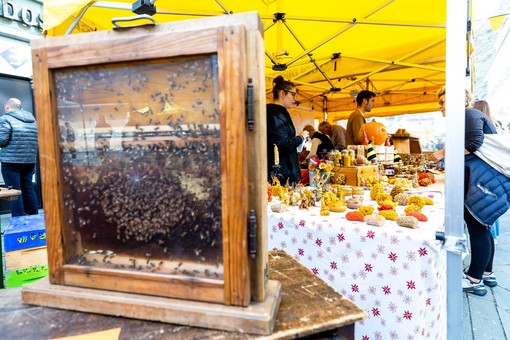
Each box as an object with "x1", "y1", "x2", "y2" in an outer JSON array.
[
  {"x1": 429, "y1": 148, "x2": 445, "y2": 162},
  {"x1": 300, "y1": 130, "x2": 309, "y2": 141}
]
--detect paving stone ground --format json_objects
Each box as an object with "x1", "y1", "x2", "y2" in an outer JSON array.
[{"x1": 463, "y1": 211, "x2": 510, "y2": 340}]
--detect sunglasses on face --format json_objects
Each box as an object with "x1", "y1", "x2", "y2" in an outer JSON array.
[{"x1": 286, "y1": 90, "x2": 297, "y2": 98}]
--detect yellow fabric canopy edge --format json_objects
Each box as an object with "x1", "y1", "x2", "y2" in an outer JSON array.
[{"x1": 43, "y1": 0, "x2": 91, "y2": 32}]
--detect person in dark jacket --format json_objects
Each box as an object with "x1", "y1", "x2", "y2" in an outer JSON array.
[
  {"x1": 436, "y1": 88, "x2": 510, "y2": 296},
  {"x1": 94, "y1": 114, "x2": 112, "y2": 157},
  {"x1": 306, "y1": 121, "x2": 334, "y2": 160},
  {"x1": 64, "y1": 121, "x2": 77, "y2": 159},
  {"x1": 473, "y1": 100, "x2": 501, "y2": 242},
  {"x1": 267, "y1": 76, "x2": 309, "y2": 185},
  {"x1": 0, "y1": 98, "x2": 39, "y2": 216}
]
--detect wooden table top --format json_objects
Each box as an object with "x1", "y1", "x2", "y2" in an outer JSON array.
[
  {"x1": 0, "y1": 188, "x2": 21, "y2": 200},
  {"x1": 0, "y1": 250, "x2": 366, "y2": 339}
]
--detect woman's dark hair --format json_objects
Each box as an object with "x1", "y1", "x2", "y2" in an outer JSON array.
[{"x1": 272, "y1": 76, "x2": 295, "y2": 100}]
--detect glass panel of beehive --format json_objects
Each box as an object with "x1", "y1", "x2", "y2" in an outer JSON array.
[{"x1": 54, "y1": 55, "x2": 223, "y2": 281}]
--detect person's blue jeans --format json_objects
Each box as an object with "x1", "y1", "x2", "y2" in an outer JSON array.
[{"x1": 1, "y1": 162, "x2": 39, "y2": 216}]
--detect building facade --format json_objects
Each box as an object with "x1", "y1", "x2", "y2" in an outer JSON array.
[{"x1": 0, "y1": 0, "x2": 44, "y2": 213}]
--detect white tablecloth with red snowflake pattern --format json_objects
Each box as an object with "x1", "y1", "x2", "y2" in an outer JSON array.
[{"x1": 268, "y1": 189, "x2": 446, "y2": 340}]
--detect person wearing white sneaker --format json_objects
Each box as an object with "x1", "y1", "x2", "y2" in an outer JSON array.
[
  {"x1": 463, "y1": 210, "x2": 498, "y2": 292},
  {"x1": 434, "y1": 87, "x2": 510, "y2": 296},
  {"x1": 462, "y1": 277, "x2": 487, "y2": 296},
  {"x1": 482, "y1": 272, "x2": 497, "y2": 287}
]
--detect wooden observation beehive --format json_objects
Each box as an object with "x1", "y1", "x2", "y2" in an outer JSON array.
[{"x1": 23, "y1": 12, "x2": 279, "y2": 334}]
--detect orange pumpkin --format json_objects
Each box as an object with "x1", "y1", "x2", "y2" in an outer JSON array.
[{"x1": 358, "y1": 120, "x2": 388, "y2": 145}]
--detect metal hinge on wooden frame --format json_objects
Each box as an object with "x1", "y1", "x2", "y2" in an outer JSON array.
[
  {"x1": 246, "y1": 78, "x2": 254, "y2": 131},
  {"x1": 248, "y1": 209, "x2": 257, "y2": 259}
]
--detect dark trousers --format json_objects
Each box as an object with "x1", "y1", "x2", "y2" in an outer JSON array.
[
  {"x1": 465, "y1": 207, "x2": 495, "y2": 280},
  {"x1": 1, "y1": 162, "x2": 39, "y2": 217}
]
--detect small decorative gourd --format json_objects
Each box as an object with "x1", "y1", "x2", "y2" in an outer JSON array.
[{"x1": 356, "y1": 154, "x2": 368, "y2": 165}]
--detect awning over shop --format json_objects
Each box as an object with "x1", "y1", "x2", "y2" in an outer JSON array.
[{"x1": 42, "y1": 0, "x2": 447, "y2": 120}]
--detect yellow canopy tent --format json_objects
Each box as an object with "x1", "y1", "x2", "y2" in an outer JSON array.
[
  {"x1": 38, "y1": 2, "x2": 471, "y2": 338},
  {"x1": 42, "y1": 0, "x2": 447, "y2": 121}
]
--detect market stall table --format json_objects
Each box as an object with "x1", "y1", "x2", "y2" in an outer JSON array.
[{"x1": 268, "y1": 178, "x2": 446, "y2": 339}]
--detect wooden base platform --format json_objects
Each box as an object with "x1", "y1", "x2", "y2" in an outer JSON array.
[
  {"x1": 22, "y1": 277, "x2": 281, "y2": 335},
  {"x1": 5, "y1": 250, "x2": 367, "y2": 339}
]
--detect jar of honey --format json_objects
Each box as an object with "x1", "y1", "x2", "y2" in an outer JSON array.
[
  {"x1": 349, "y1": 149, "x2": 356, "y2": 165},
  {"x1": 352, "y1": 186, "x2": 364, "y2": 196},
  {"x1": 340, "y1": 186, "x2": 352, "y2": 201},
  {"x1": 341, "y1": 150, "x2": 351, "y2": 166}
]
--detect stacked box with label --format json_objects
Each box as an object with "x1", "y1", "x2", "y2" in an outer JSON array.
[
  {"x1": 374, "y1": 145, "x2": 394, "y2": 163},
  {"x1": 1, "y1": 214, "x2": 48, "y2": 288},
  {"x1": 333, "y1": 165, "x2": 379, "y2": 186}
]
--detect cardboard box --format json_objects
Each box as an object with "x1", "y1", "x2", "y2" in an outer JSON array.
[
  {"x1": 332, "y1": 165, "x2": 379, "y2": 186},
  {"x1": 1, "y1": 214, "x2": 47, "y2": 288},
  {"x1": 2, "y1": 246, "x2": 48, "y2": 289},
  {"x1": 4, "y1": 264, "x2": 48, "y2": 288},
  {"x1": 391, "y1": 136, "x2": 422, "y2": 155},
  {"x1": 374, "y1": 145, "x2": 394, "y2": 163},
  {"x1": 2, "y1": 214, "x2": 46, "y2": 252},
  {"x1": 5, "y1": 246, "x2": 48, "y2": 271}
]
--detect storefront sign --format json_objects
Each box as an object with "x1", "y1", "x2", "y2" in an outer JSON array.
[
  {"x1": 0, "y1": 36, "x2": 32, "y2": 77},
  {"x1": 1, "y1": 1, "x2": 43, "y2": 29},
  {"x1": 1, "y1": 45, "x2": 29, "y2": 69}
]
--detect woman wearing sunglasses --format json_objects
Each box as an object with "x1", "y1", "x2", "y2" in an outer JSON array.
[{"x1": 267, "y1": 76, "x2": 308, "y2": 185}]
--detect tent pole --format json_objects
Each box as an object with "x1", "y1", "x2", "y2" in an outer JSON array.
[
  {"x1": 291, "y1": 80, "x2": 329, "y2": 91},
  {"x1": 341, "y1": 39, "x2": 446, "y2": 90},
  {"x1": 213, "y1": 0, "x2": 230, "y2": 14},
  {"x1": 66, "y1": 4, "x2": 93, "y2": 35},
  {"x1": 284, "y1": 0, "x2": 394, "y2": 67},
  {"x1": 265, "y1": 52, "x2": 278, "y2": 66},
  {"x1": 284, "y1": 24, "x2": 355, "y2": 68},
  {"x1": 443, "y1": 0, "x2": 468, "y2": 338},
  {"x1": 290, "y1": 59, "x2": 335, "y2": 84},
  {"x1": 277, "y1": 15, "x2": 445, "y2": 29},
  {"x1": 281, "y1": 21, "x2": 336, "y2": 89},
  {"x1": 323, "y1": 96, "x2": 328, "y2": 122},
  {"x1": 341, "y1": 49, "x2": 445, "y2": 72}
]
